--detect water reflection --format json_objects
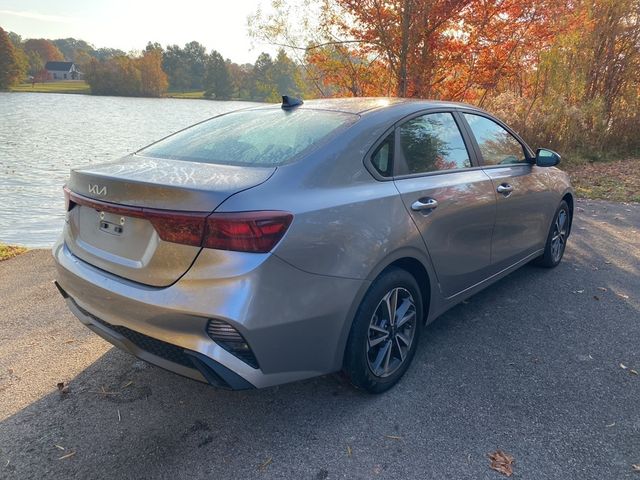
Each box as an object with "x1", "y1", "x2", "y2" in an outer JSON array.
[{"x1": 0, "y1": 92, "x2": 260, "y2": 247}]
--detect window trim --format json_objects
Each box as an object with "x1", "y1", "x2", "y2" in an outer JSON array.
[
  {"x1": 456, "y1": 109, "x2": 535, "y2": 168},
  {"x1": 392, "y1": 109, "x2": 480, "y2": 179}
]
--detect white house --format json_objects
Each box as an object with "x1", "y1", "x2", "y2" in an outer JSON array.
[{"x1": 44, "y1": 61, "x2": 83, "y2": 81}]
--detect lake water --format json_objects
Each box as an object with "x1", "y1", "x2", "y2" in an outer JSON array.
[{"x1": 0, "y1": 92, "x2": 261, "y2": 247}]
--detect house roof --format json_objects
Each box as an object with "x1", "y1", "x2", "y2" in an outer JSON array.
[{"x1": 44, "y1": 61, "x2": 74, "y2": 72}]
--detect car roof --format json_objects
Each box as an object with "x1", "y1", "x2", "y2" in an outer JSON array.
[{"x1": 254, "y1": 97, "x2": 484, "y2": 116}]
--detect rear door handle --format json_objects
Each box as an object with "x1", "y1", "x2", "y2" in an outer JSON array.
[
  {"x1": 497, "y1": 184, "x2": 513, "y2": 195},
  {"x1": 411, "y1": 198, "x2": 439, "y2": 211}
]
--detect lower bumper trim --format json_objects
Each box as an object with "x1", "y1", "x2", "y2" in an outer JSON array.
[
  {"x1": 56, "y1": 283, "x2": 255, "y2": 390},
  {"x1": 186, "y1": 351, "x2": 255, "y2": 390}
]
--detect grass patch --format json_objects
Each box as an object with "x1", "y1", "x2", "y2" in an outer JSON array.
[
  {"x1": 0, "y1": 244, "x2": 27, "y2": 262},
  {"x1": 11, "y1": 81, "x2": 90, "y2": 94},
  {"x1": 164, "y1": 90, "x2": 205, "y2": 99},
  {"x1": 566, "y1": 158, "x2": 640, "y2": 203}
]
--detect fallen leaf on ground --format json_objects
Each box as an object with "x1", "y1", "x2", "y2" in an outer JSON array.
[
  {"x1": 631, "y1": 370, "x2": 638, "y2": 376},
  {"x1": 58, "y1": 451, "x2": 76, "y2": 460},
  {"x1": 346, "y1": 445, "x2": 352, "y2": 457},
  {"x1": 616, "y1": 293, "x2": 630, "y2": 300},
  {"x1": 632, "y1": 463, "x2": 640, "y2": 472},
  {"x1": 258, "y1": 457, "x2": 272, "y2": 471},
  {"x1": 57, "y1": 382, "x2": 69, "y2": 395},
  {"x1": 488, "y1": 450, "x2": 514, "y2": 477}
]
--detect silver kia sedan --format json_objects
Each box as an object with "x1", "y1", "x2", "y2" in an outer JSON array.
[{"x1": 53, "y1": 97, "x2": 573, "y2": 393}]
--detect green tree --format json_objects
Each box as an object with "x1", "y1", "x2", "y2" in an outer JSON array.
[
  {"x1": 0, "y1": 27, "x2": 22, "y2": 89},
  {"x1": 204, "y1": 50, "x2": 233, "y2": 99},
  {"x1": 251, "y1": 52, "x2": 276, "y2": 101},
  {"x1": 26, "y1": 50, "x2": 44, "y2": 76},
  {"x1": 7, "y1": 31, "x2": 21, "y2": 49},
  {"x1": 52, "y1": 38, "x2": 95, "y2": 61},
  {"x1": 271, "y1": 49, "x2": 303, "y2": 97},
  {"x1": 162, "y1": 41, "x2": 208, "y2": 91}
]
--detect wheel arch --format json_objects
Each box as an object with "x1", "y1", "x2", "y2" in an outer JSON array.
[
  {"x1": 335, "y1": 248, "x2": 440, "y2": 370},
  {"x1": 562, "y1": 191, "x2": 574, "y2": 236}
]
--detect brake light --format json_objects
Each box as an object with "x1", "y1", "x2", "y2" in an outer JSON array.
[
  {"x1": 143, "y1": 210, "x2": 206, "y2": 247},
  {"x1": 64, "y1": 187, "x2": 292, "y2": 252},
  {"x1": 204, "y1": 211, "x2": 293, "y2": 253}
]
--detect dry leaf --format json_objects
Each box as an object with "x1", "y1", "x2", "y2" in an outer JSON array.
[
  {"x1": 58, "y1": 451, "x2": 76, "y2": 460},
  {"x1": 346, "y1": 445, "x2": 352, "y2": 457},
  {"x1": 630, "y1": 370, "x2": 638, "y2": 376},
  {"x1": 632, "y1": 464, "x2": 640, "y2": 472},
  {"x1": 488, "y1": 450, "x2": 514, "y2": 477},
  {"x1": 616, "y1": 293, "x2": 630, "y2": 300},
  {"x1": 620, "y1": 363, "x2": 628, "y2": 370},
  {"x1": 258, "y1": 457, "x2": 272, "y2": 471},
  {"x1": 57, "y1": 382, "x2": 69, "y2": 395}
]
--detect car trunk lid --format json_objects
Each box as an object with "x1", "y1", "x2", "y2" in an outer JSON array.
[{"x1": 64, "y1": 155, "x2": 275, "y2": 287}]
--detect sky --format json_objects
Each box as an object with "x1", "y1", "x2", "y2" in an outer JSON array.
[{"x1": 0, "y1": 0, "x2": 279, "y2": 63}]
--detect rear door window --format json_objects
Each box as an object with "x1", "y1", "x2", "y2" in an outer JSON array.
[
  {"x1": 398, "y1": 112, "x2": 471, "y2": 175},
  {"x1": 139, "y1": 109, "x2": 358, "y2": 166}
]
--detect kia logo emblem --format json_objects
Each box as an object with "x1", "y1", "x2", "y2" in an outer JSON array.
[{"x1": 89, "y1": 184, "x2": 107, "y2": 196}]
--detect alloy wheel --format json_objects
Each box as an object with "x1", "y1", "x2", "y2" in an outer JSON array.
[
  {"x1": 551, "y1": 208, "x2": 568, "y2": 262},
  {"x1": 366, "y1": 287, "x2": 417, "y2": 378}
]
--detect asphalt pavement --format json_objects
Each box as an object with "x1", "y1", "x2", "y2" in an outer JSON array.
[{"x1": 0, "y1": 198, "x2": 638, "y2": 479}]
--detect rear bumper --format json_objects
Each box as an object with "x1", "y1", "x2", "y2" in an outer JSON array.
[{"x1": 53, "y1": 238, "x2": 367, "y2": 389}]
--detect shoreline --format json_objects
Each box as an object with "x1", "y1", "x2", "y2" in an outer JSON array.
[{"x1": 7, "y1": 82, "x2": 261, "y2": 102}]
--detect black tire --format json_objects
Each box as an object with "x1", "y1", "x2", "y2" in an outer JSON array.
[
  {"x1": 535, "y1": 200, "x2": 571, "y2": 268},
  {"x1": 343, "y1": 268, "x2": 423, "y2": 393}
]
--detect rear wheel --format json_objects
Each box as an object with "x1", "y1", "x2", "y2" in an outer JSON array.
[
  {"x1": 344, "y1": 268, "x2": 423, "y2": 393},
  {"x1": 535, "y1": 200, "x2": 571, "y2": 268}
]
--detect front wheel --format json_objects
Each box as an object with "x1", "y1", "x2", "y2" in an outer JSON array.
[
  {"x1": 535, "y1": 200, "x2": 571, "y2": 268},
  {"x1": 343, "y1": 268, "x2": 423, "y2": 393}
]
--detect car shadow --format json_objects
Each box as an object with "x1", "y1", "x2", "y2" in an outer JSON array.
[{"x1": 1, "y1": 205, "x2": 639, "y2": 479}]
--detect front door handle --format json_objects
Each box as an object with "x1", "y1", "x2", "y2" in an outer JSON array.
[
  {"x1": 411, "y1": 198, "x2": 439, "y2": 211},
  {"x1": 497, "y1": 183, "x2": 513, "y2": 195}
]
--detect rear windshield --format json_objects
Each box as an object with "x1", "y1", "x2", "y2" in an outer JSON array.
[{"x1": 138, "y1": 108, "x2": 358, "y2": 166}]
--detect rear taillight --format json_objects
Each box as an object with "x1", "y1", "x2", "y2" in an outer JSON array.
[
  {"x1": 203, "y1": 211, "x2": 293, "y2": 253},
  {"x1": 64, "y1": 187, "x2": 292, "y2": 253}
]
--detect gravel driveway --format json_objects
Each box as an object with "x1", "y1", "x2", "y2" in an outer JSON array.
[{"x1": 1, "y1": 198, "x2": 638, "y2": 479}]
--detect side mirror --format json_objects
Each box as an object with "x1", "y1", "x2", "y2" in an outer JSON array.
[{"x1": 535, "y1": 148, "x2": 561, "y2": 167}]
